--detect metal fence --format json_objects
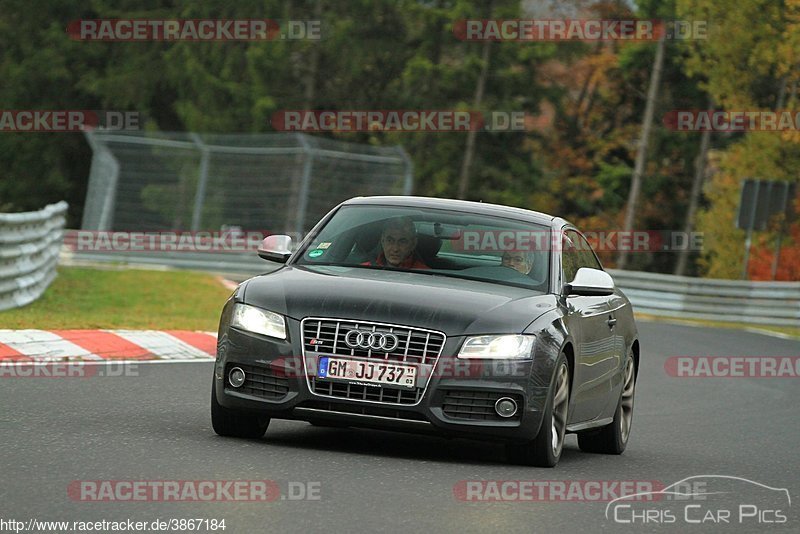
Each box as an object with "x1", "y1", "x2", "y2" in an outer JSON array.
[
  {"x1": 81, "y1": 131, "x2": 413, "y2": 235},
  {"x1": 1, "y1": 202, "x2": 68, "y2": 311},
  {"x1": 608, "y1": 269, "x2": 800, "y2": 327}
]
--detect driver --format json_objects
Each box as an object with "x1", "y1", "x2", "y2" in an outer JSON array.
[
  {"x1": 364, "y1": 216, "x2": 429, "y2": 269},
  {"x1": 501, "y1": 250, "x2": 534, "y2": 275}
]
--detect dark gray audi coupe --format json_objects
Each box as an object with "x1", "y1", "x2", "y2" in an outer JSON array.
[{"x1": 212, "y1": 196, "x2": 639, "y2": 467}]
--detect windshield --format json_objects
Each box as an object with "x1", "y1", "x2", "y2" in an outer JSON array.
[{"x1": 293, "y1": 205, "x2": 550, "y2": 291}]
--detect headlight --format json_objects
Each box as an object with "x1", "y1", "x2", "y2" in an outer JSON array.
[
  {"x1": 231, "y1": 303, "x2": 287, "y2": 340},
  {"x1": 457, "y1": 335, "x2": 535, "y2": 359}
]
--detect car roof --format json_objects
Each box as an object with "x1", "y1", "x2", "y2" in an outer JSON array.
[{"x1": 342, "y1": 196, "x2": 560, "y2": 226}]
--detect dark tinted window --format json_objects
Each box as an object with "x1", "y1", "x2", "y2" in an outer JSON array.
[
  {"x1": 294, "y1": 204, "x2": 551, "y2": 291},
  {"x1": 561, "y1": 233, "x2": 580, "y2": 284},
  {"x1": 561, "y1": 229, "x2": 602, "y2": 285},
  {"x1": 567, "y1": 230, "x2": 603, "y2": 271}
]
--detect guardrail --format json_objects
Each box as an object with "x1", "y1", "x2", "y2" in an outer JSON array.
[
  {"x1": 0, "y1": 202, "x2": 68, "y2": 311},
  {"x1": 608, "y1": 269, "x2": 800, "y2": 327},
  {"x1": 61, "y1": 240, "x2": 799, "y2": 326},
  {"x1": 62, "y1": 248, "x2": 266, "y2": 275}
]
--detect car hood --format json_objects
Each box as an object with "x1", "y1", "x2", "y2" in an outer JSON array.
[{"x1": 241, "y1": 265, "x2": 557, "y2": 335}]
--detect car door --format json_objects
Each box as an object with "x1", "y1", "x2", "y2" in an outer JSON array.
[{"x1": 561, "y1": 229, "x2": 618, "y2": 423}]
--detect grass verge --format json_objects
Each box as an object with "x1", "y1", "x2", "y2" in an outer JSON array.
[
  {"x1": 4, "y1": 267, "x2": 796, "y2": 339},
  {"x1": 1, "y1": 267, "x2": 233, "y2": 330}
]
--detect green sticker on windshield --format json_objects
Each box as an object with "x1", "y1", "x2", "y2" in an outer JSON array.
[{"x1": 308, "y1": 249, "x2": 325, "y2": 258}]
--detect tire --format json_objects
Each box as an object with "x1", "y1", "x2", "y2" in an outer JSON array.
[
  {"x1": 578, "y1": 350, "x2": 636, "y2": 454},
  {"x1": 211, "y1": 382, "x2": 270, "y2": 438},
  {"x1": 506, "y1": 353, "x2": 570, "y2": 467}
]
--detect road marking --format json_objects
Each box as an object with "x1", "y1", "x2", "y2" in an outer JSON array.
[
  {"x1": 164, "y1": 330, "x2": 217, "y2": 355},
  {"x1": 0, "y1": 338, "x2": 31, "y2": 361},
  {"x1": 216, "y1": 276, "x2": 239, "y2": 291},
  {"x1": 743, "y1": 327, "x2": 796, "y2": 340},
  {"x1": 0, "y1": 329, "x2": 100, "y2": 360},
  {"x1": 0, "y1": 330, "x2": 217, "y2": 361},
  {"x1": 636, "y1": 316, "x2": 799, "y2": 340},
  {"x1": 111, "y1": 330, "x2": 212, "y2": 360},
  {"x1": 0, "y1": 359, "x2": 213, "y2": 366},
  {"x1": 52, "y1": 330, "x2": 152, "y2": 360}
]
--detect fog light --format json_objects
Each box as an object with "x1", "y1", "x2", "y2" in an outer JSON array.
[
  {"x1": 228, "y1": 367, "x2": 246, "y2": 388},
  {"x1": 495, "y1": 397, "x2": 518, "y2": 418}
]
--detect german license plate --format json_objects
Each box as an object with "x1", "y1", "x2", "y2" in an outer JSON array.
[{"x1": 318, "y1": 357, "x2": 416, "y2": 389}]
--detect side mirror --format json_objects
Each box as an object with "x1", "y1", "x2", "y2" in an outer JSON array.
[
  {"x1": 257, "y1": 235, "x2": 293, "y2": 263},
  {"x1": 564, "y1": 268, "x2": 615, "y2": 297}
]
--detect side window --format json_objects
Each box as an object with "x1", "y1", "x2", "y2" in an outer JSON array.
[
  {"x1": 561, "y1": 233, "x2": 580, "y2": 284},
  {"x1": 568, "y1": 230, "x2": 603, "y2": 271}
]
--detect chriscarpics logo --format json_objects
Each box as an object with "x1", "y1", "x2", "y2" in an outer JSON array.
[{"x1": 605, "y1": 475, "x2": 791, "y2": 526}]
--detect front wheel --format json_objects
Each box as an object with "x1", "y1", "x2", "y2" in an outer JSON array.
[
  {"x1": 578, "y1": 351, "x2": 636, "y2": 454},
  {"x1": 506, "y1": 353, "x2": 570, "y2": 467},
  {"x1": 211, "y1": 382, "x2": 270, "y2": 438}
]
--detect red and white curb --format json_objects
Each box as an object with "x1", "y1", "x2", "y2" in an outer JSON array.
[
  {"x1": 0, "y1": 329, "x2": 217, "y2": 363},
  {"x1": 216, "y1": 276, "x2": 240, "y2": 292}
]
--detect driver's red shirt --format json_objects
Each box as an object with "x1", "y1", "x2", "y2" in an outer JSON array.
[{"x1": 362, "y1": 252, "x2": 429, "y2": 270}]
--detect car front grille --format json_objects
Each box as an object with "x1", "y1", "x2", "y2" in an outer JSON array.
[
  {"x1": 309, "y1": 376, "x2": 423, "y2": 404},
  {"x1": 442, "y1": 390, "x2": 523, "y2": 421},
  {"x1": 301, "y1": 318, "x2": 446, "y2": 406},
  {"x1": 302, "y1": 318, "x2": 445, "y2": 366},
  {"x1": 225, "y1": 363, "x2": 289, "y2": 400}
]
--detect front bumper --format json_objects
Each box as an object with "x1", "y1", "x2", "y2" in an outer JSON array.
[{"x1": 214, "y1": 319, "x2": 552, "y2": 442}]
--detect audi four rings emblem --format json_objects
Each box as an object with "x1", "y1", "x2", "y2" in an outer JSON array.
[{"x1": 344, "y1": 330, "x2": 400, "y2": 352}]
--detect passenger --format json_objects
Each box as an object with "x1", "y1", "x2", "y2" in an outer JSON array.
[
  {"x1": 501, "y1": 250, "x2": 534, "y2": 275},
  {"x1": 363, "y1": 216, "x2": 429, "y2": 269}
]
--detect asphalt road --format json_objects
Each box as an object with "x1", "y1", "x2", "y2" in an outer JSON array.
[{"x1": 1, "y1": 321, "x2": 798, "y2": 533}]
